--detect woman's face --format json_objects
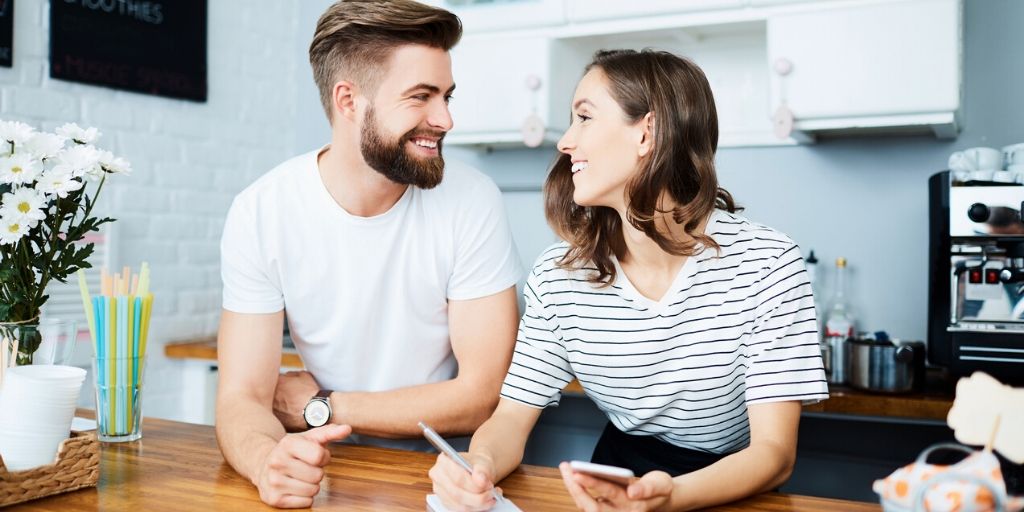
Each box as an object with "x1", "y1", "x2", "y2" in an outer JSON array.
[{"x1": 557, "y1": 68, "x2": 648, "y2": 210}]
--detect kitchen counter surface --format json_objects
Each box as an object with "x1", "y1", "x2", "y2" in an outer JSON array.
[
  {"x1": 15, "y1": 412, "x2": 880, "y2": 511},
  {"x1": 166, "y1": 338, "x2": 955, "y2": 422}
]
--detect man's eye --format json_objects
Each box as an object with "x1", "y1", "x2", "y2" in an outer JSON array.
[
  {"x1": 413, "y1": 94, "x2": 429, "y2": 101},
  {"x1": 444, "y1": 95, "x2": 454, "y2": 104}
]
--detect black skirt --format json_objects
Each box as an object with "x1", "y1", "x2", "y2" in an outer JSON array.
[{"x1": 591, "y1": 422, "x2": 732, "y2": 476}]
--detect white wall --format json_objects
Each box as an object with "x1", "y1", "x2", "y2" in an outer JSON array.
[{"x1": 0, "y1": 0, "x2": 299, "y2": 420}]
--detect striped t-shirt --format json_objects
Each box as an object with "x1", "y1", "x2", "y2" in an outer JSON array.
[{"x1": 499, "y1": 209, "x2": 829, "y2": 454}]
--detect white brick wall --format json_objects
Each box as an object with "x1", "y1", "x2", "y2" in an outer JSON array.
[{"x1": 0, "y1": 0, "x2": 300, "y2": 421}]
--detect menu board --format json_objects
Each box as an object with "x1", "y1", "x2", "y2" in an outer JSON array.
[
  {"x1": 0, "y1": 0, "x2": 12, "y2": 68},
  {"x1": 49, "y1": 0, "x2": 207, "y2": 102}
]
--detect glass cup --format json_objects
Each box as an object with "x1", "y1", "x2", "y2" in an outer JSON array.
[
  {"x1": 91, "y1": 356, "x2": 146, "y2": 442},
  {"x1": 0, "y1": 319, "x2": 79, "y2": 367}
]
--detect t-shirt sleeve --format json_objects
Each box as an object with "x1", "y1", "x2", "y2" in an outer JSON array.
[
  {"x1": 446, "y1": 179, "x2": 523, "y2": 300},
  {"x1": 220, "y1": 197, "x2": 284, "y2": 314},
  {"x1": 744, "y1": 244, "x2": 829, "y2": 405},
  {"x1": 499, "y1": 271, "x2": 574, "y2": 408}
]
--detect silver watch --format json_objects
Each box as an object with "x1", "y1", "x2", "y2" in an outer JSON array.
[{"x1": 303, "y1": 389, "x2": 332, "y2": 428}]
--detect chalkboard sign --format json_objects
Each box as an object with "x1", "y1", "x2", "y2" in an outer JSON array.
[
  {"x1": 0, "y1": 0, "x2": 12, "y2": 68},
  {"x1": 50, "y1": 0, "x2": 207, "y2": 102}
]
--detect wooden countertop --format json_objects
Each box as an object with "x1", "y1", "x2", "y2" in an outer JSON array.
[
  {"x1": 166, "y1": 338, "x2": 953, "y2": 421},
  {"x1": 16, "y1": 412, "x2": 879, "y2": 511}
]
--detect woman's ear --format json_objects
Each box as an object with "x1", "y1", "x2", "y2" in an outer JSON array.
[{"x1": 637, "y1": 112, "x2": 655, "y2": 158}]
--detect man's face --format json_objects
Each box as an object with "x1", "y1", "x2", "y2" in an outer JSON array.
[{"x1": 359, "y1": 45, "x2": 455, "y2": 190}]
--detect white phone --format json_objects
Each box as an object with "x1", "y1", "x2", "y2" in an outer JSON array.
[{"x1": 568, "y1": 460, "x2": 636, "y2": 486}]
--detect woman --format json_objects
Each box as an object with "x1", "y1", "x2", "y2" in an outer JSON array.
[{"x1": 429, "y1": 49, "x2": 828, "y2": 511}]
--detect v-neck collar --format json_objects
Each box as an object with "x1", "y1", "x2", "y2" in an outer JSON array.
[{"x1": 609, "y1": 210, "x2": 722, "y2": 312}]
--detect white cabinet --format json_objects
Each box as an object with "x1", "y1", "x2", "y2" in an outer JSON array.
[
  {"x1": 447, "y1": 36, "x2": 590, "y2": 147},
  {"x1": 767, "y1": 0, "x2": 961, "y2": 137},
  {"x1": 421, "y1": 0, "x2": 565, "y2": 34},
  {"x1": 564, "y1": 0, "x2": 744, "y2": 24}
]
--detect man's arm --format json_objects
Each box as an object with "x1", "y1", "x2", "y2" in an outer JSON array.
[
  {"x1": 274, "y1": 286, "x2": 519, "y2": 438},
  {"x1": 215, "y1": 309, "x2": 287, "y2": 483},
  {"x1": 337, "y1": 285, "x2": 518, "y2": 437}
]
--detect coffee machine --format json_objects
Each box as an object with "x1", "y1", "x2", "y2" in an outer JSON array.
[{"x1": 929, "y1": 171, "x2": 1024, "y2": 384}]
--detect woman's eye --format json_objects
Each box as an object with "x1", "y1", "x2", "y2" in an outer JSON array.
[{"x1": 576, "y1": 114, "x2": 591, "y2": 123}]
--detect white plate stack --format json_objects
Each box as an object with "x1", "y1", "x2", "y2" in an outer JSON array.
[{"x1": 0, "y1": 365, "x2": 86, "y2": 471}]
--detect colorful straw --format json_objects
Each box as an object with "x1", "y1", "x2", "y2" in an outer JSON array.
[{"x1": 82, "y1": 263, "x2": 155, "y2": 437}]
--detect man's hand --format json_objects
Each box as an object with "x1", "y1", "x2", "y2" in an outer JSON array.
[
  {"x1": 255, "y1": 424, "x2": 352, "y2": 508},
  {"x1": 273, "y1": 370, "x2": 321, "y2": 432}
]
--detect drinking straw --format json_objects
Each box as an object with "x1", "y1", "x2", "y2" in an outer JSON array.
[
  {"x1": 108, "y1": 296, "x2": 116, "y2": 432},
  {"x1": 127, "y1": 295, "x2": 134, "y2": 425},
  {"x1": 140, "y1": 293, "x2": 153, "y2": 361},
  {"x1": 77, "y1": 270, "x2": 97, "y2": 346}
]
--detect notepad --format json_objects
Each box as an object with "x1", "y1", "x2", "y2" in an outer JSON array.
[{"x1": 426, "y1": 494, "x2": 522, "y2": 512}]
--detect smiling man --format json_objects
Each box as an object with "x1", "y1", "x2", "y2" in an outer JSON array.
[{"x1": 214, "y1": 1, "x2": 522, "y2": 508}]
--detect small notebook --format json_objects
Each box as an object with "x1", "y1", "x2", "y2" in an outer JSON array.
[{"x1": 426, "y1": 494, "x2": 522, "y2": 511}]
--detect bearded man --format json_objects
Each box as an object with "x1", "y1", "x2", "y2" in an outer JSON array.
[{"x1": 214, "y1": 1, "x2": 522, "y2": 507}]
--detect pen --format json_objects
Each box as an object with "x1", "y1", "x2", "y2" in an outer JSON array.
[{"x1": 418, "y1": 421, "x2": 504, "y2": 504}]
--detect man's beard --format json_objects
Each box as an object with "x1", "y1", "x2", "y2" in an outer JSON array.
[{"x1": 360, "y1": 107, "x2": 445, "y2": 189}]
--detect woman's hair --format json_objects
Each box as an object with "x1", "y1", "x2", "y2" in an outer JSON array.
[
  {"x1": 545, "y1": 49, "x2": 740, "y2": 285},
  {"x1": 309, "y1": 0, "x2": 462, "y2": 122}
]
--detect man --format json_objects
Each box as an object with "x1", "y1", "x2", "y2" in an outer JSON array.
[{"x1": 214, "y1": 1, "x2": 522, "y2": 508}]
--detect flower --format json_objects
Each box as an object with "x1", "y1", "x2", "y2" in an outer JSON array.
[
  {"x1": 0, "y1": 153, "x2": 43, "y2": 185},
  {"x1": 35, "y1": 167, "x2": 84, "y2": 198},
  {"x1": 0, "y1": 187, "x2": 48, "y2": 228},
  {"x1": 55, "y1": 123, "x2": 100, "y2": 145},
  {"x1": 0, "y1": 213, "x2": 31, "y2": 246},
  {"x1": 57, "y1": 144, "x2": 102, "y2": 179},
  {"x1": 0, "y1": 120, "x2": 36, "y2": 150},
  {"x1": 97, "y1": 149, "x2": 132, "y2": 176},
  {"x1": 23, "y1": 132, "x2": 68, "y2": 160}
]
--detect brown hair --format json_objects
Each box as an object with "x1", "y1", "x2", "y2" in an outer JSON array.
[
  {"x1": 309, "y1": 0, "x2": 462, "y2": 121},
  {"x1": 545, "y1": 49, "x2": 740, "y2": 285}
]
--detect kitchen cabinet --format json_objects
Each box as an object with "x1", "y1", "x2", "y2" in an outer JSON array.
[
  {"x1": 439, "y1": 0, "x2": 962, "y2": 149},
  {"x1": 767, "y1": 0, "x2": 962, "y2": 138},
  {"x1": 420, "y1": 0, "x2": 565, "y2": 34}
]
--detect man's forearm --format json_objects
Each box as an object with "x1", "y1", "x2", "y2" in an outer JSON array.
[
  {"x1": 331, "y1": 377, "x2": 495, "y2": 438},
  {"x1": 216, "y1": 397, "x2": 288, "y2": 484}
]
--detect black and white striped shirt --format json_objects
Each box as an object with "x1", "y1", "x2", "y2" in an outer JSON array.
[{"x1": 499, "y1": 210, "x2": 828, "y2": 454}]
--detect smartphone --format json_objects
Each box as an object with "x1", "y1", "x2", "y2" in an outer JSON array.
[{"x1": 568, "y1": 460, "x2": 636, "y2": 486}]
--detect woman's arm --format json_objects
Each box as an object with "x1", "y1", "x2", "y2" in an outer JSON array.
[
  {"x1": 663, "y1": 400, "x2": 801, "y2": 510},
  {"x1": 428, "y1": 398, "x2": 544, "y2": 510}
]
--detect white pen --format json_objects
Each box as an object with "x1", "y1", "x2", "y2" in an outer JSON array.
[{"x1": 419, "y1": 421, "x2": 504, "y2": 504}]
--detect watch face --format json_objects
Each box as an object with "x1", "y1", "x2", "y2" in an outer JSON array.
[{"x1": 303, "y1": 400, "x2": 330, "y2": 427}]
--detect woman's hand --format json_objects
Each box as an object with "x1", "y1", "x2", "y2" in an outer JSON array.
[
  {"x1": 559, "y1": 462, "x2": 675, "y2": 512},
  {"x1": 428, "y1": 451, "x2": 502, "y2": 512}
]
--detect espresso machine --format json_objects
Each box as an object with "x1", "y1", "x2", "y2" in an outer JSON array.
[{"x1": 928, "y1": 171, "x2": 1024, "y2": 384}]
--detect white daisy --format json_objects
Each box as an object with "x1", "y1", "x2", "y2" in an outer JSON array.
[
  {"x1": 0, "y1": 187, "x2": 48, "y2": 228},
  {"x1": 0, "y1": 120, "x2": 36, "y2": 145},
  {"x1": 35, "y1": 168, "x2": 84, "y2": 198},
  {"x1": 0, "y1": 153, "x2": 43, "y2": 185},
  {"x1": 0, "y1": 213, "x2": 31, "y2": 246},
  {"x1": 55, "y1": 123, "x2": 99, "y2": 145},
  {"x1": 24, "y1": 132, "x2": 68, "y2": 160},
  {"x1": 57, "y1": 144, "x2": 101, "y2": 178},
  {"x1": 97, "y1": 149, "x2": 132, "y2": 176}
]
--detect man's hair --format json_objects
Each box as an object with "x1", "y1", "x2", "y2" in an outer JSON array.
[
  {"x1": 545, "y1": 49, "x2": 740, "y2": 285},
  {"x1": 309, "y1": 0, "x2": 462, "y2": 122}
]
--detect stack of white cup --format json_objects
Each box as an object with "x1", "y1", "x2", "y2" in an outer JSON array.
[
  {"x1": 0, "y1": 365, "x2": 86, "y2": 471},
  {"x1": 949, "y1": 143, "x2": 1024, "y2": 183},
  {"x1": 1005, "y1": 143, "x2": 1024, "y2": 177}
]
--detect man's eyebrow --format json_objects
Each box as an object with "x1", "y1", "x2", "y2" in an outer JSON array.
[{"x1": 401, "y1": 83, "x2": 457, "y2": 96}]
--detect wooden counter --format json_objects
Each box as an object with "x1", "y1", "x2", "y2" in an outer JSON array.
[
  {"x1": 14, "y1": 413, "x2": 879, "y2": 511},
  {"x1": 166, "y1": 338, "x2": 954, "y2": 421}
]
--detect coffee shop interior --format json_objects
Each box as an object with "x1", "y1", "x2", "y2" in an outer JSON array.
[{"x1": 1, "y1": 0, "x2": 1023, "y2": 509}]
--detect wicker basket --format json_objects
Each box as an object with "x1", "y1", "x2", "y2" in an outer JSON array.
[{"x1": 0, "y1": 431, "x2": 100, "y2": 507}]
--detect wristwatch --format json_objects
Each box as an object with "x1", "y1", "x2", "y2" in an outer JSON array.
[{"x1": 303, "y1": 389, "x2": 333, "y2": 428}]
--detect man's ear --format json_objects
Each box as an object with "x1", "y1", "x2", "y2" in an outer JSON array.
[
  {"x1": 332, "y1": 80, "x2": 360, "y2": 122},
  {"x1": 637, "y1": 112, "x2": 655, "y2": 158}
]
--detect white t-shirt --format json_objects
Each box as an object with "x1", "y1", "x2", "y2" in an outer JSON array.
[
  {"x1": 500, "y1": 210, "x2": 828, "y2": 454},
  {"x1": 221, "y1": 146, "x2": 523, "y2": 399}
]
